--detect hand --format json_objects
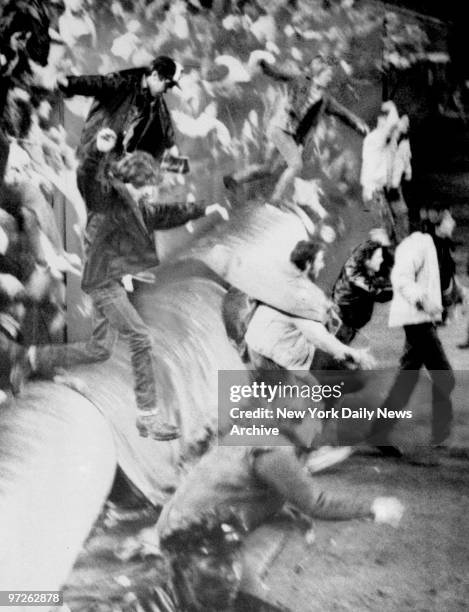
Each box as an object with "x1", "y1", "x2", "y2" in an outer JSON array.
[
  {"x1": 205, "y1": 203, "x2": 229, "y2": 221},
  {"x1": 56, "y1": 74, "x2": 69, "y2": 88},
  {"x1": 96, "y1": 128, "x2": 117, "y2": 152},
  {"x1": 0, "y1": 274, "x2": 25, "y2": 299},
  {"x1": 371, "y1": 497, "x2": 404, "y2": 528},
  {"x1": 345, "y1": 347, "x2": 376, "y2": 370},
  {"x1": 359, "y1": 121, "x2": 370, "y2": 136}
]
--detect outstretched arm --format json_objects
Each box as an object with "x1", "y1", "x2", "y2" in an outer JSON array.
[
  {"x1": 254, "y1": 448, "x2": 372, "y2": 520},
  {"x1": 254, "y1": 448, "x2": 404, "y2": 526},
  {"x1": 259, "y1": 59, "x2": 295, "y2": 83},
  {"x1": 147, "y1": 199, "x2": 207, "y2": 230},
  {"x1": 59, "y1": 70, "x2": 130, "y2": 98}
]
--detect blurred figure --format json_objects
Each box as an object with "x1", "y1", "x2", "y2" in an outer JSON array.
[
  {"x1": 386, "y1": 114, "x2": 412, "y2": 243},
  {"x1": 224, "y1": 54, "x2": 368, "y2": 204},
  {"x1": 157, "y1": 425, "x2": 404, "y2": 611},
  {"x1": 360, "y1": 101, "x2": 400, "y2": 243},
  {"x1": 368, "y1": 209, "x2": 456, "y2": 456},
  {"x1": 58, "y1": 0, "x2": 97, "y2": 50},
  {"x1": 457, "y1": 254, "x2": 469, "y2": 349},
  {"x1": 0, "y1": 208, "x2": 29, "y2": 396}
]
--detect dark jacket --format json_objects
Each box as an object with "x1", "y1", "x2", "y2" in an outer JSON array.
[
  {"x1": 78, "y1": 149, "x2": 205, "y2": 293},
  {"x1": 333, "y1": 241, "x2": 392, "y2": 331},
  {"x1": 61, "y1": 68, "x2": 175, "y2": 162},
  {"x1": 260, "y1": 60, "x2": 367, "y2": 144}
]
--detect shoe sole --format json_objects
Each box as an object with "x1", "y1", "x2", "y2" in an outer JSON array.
[
  {"x1": 306, "y1": 446, "x2": 354, "y2": 474},
  {"x1": 137, "y1": 427, "x2": 180, "y2": 442}
]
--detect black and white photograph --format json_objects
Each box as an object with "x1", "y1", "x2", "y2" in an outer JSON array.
[{"x1": 0, "y1": 1, "x2": 468, "y2": 610}]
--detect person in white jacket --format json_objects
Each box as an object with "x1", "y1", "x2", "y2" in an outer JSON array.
[{"x1": 368, "y1": 212, "x2": 455, "y2": 455}]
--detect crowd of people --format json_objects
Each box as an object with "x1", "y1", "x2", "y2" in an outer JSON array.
[{"x1": 1, "y1": 1, "x2": 469, "y2": 610}]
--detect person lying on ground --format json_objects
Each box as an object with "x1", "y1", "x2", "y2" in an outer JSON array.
[{"x1": 156, "y1": 417, "x2": 404, "y2": 612}]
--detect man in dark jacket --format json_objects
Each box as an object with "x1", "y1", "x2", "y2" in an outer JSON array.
[
  {"x1": 31, "y1": 128, "x2": 213, "y2": 441},
  {"x1": 59, "y1": 55, "x2": 182, "y2": 164}
]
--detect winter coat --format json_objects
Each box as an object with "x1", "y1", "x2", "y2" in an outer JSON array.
[
  {"x1": 61, "y1": 68, "x2": 175, "y2": 162},
  {"x1": 388, "y1": 232, "x2": 442, "y2": 328},
  {"x1": 78, "y1": 148, "x2": 205, "y2": 293}
]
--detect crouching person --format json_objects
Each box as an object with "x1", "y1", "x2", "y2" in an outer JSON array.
[
  {"x1": 32, "y1": 128, "x2": 213, "y2": 441},
  {"x1": 156, "y1": 420, "x2": 404, "y2": 611}
]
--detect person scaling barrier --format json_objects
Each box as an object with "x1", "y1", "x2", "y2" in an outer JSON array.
[
  {"x1": 223, "y1": 54, "x2": 369, "y2": 205},
  {"x1": 23, "y1": 128, "x2": 222, "y2": 441}
]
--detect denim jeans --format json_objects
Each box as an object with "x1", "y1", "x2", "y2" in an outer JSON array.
[{"x1": 35, "y1": 280, "x2": 157, "y2": 412}]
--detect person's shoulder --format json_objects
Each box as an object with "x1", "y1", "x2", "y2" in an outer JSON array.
[{"x1": 105, "y1": 67, "x2": 145, "y2": 87}]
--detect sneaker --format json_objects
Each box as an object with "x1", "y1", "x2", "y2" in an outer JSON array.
[
  {"x1": 375, "y1": 444, "x2": 403, "y2": 459},
  {"x1": 136, "y1": 413, "x2": 181, "y2": 442},
  {"x1": 305, "y1": 446, "x2": 354, "y2": 474}
]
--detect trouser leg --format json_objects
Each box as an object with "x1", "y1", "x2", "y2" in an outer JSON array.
[
  {"x1": 34, "y1": 299, "x2": 117, "y2": 377},
  {"x1": 91, "y1": 282, "x2": 157, "y2": 412},
  {"x1": 368, "y1": 324, "x2": 424, "y2": 442},
  {"x1": 270, "y1": 128, "x2": 303, "y2": 202},
  {"x1": 420, "y1": 323, "x2": 454, "y2": 445}
]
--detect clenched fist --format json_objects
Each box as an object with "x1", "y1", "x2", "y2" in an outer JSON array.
[{"x1": 96, "y1": 128, "x2": 117, "y2": 152}]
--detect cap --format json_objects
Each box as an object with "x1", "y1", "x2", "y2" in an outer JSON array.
[{"x1": 150, "y1": 56, "x2": 183, "y2": 88}]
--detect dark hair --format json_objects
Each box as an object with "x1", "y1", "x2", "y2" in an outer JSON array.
[
  {"x1": 419, "y1": 207, "x2": 450, "y2": 235},
  {"x1": 148, "y1": 56, "x2": 177, "y2": 85},
  {"x1": 114, "y1": 151, "x2": 160, "y2": 187},
  {"x1": 290, "y1": 240, "x2": 323, "y2": 272},
  {"x1": 353, "y1": 240, "x2": 384, "y2": 277}
]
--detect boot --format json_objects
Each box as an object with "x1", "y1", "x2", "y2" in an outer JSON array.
[{"x1": 136, "y1": 412, "x2": 181, "y2": 441}]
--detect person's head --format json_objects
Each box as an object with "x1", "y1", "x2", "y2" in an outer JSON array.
[
  {"x1": 310, "y1": 54, "x2": 334, "y2": 89},
  {"x1": 435, "y1": 209, "x2": 456, "y2": 238},
  {"x1": 420, "y1": 207, "x2": 455, "y2": 239},
  {"x1": 65, "y1": 0, "x2": 85, "y2": 16},
  {"x1": 377, "y1": 100, "x2": 398, "y2": 129},
  {"x1": 397, "y1": 114, "x2": 409, "y2": 136},
  {"x1": 355, "y1": 240, "x2": 385, "y2": 277},
  {"x1": 145, "y1": 56, "x2": 183, "y2": 96},
  {"x1": 290, "y1": 239, "x2": 326, "y2": 280},
  {"x1": 114, "y1": 151, "x2": 160, "y2": 201}
]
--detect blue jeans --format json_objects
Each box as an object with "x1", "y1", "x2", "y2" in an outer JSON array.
[{"x1": 35, "y1": 280, "x2": 157, "y2": 412}]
